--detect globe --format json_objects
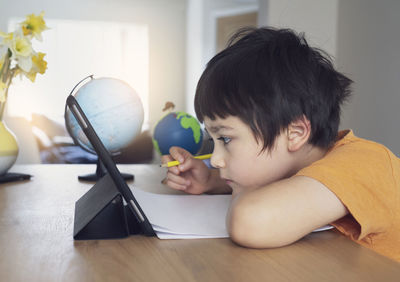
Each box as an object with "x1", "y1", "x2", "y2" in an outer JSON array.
[
  {"x1": 65, "y1": 77, "x2": 144, "y2": 156},
  {"x1": 152, "y1": 112, "x2": 203, "y2": 155}
]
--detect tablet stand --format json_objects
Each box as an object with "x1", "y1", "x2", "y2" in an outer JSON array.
[{"x1": 73, "y1": 173, "x2": 141, "y2": 240}]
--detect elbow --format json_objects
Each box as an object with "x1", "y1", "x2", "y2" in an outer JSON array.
[
  {"x1": 227, "y1": 202, "x2": 257, "y2": 247},
  {"x1": 227, "y1": 196, "x2": 297, "y2": 249}
]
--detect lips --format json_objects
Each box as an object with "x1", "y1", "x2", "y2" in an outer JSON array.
[{"x1": 221, "y1": 177, "x2": 233, "y2": 185}]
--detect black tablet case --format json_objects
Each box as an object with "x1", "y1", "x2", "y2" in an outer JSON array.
[
  {"x1": 66, "y1": 95, "x2": 155, "y2": 240},
  {"x1": 73, "y1": 174, "x2": 141, "y2": 239}
]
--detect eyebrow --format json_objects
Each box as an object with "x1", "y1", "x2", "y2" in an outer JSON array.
[{"x1": 206, "y1": 125, "x2": 234, "y2": 133}]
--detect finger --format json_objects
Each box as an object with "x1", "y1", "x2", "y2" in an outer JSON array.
[
  {"x1": 177, "y1": 157, "x2": 200, "y2": 172},
  {"x1": 166, "y1": 179, "x2": 188, "y2": 191},
  {"x1": 169, "y1": 146, "x2": 192, "y2": 163},
  {"x1": 167, "y1": 171, "x2": 190, "y2": 186},
  {"x1": 161, "y1": 154, "x2": 174, "y2": 163},
  {"x1": 168, "y1": 165, "x2": 180, "y2": 175}
]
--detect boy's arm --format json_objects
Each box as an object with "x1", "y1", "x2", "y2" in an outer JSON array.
[{"x1": 227, "y1": 175, "x2": 348, "y2": 248}]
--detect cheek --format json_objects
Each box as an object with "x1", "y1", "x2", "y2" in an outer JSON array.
[
  {"x1": 230, "y1": 154, "x2": 286, "y2": 188},
  {"x1": 228, "y1": 156, "x2": 269, "y2": 186}
]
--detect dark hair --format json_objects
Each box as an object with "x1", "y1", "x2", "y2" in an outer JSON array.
[{"x1": 194, "y1": 27, "x2": 352, "y2": 150}]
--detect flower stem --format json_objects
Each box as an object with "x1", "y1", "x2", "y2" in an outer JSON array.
[
  {"x1": 0, "y1": 51, "x2": 11, "y2": 83},
  {"x1": 0, "y1": 52, "x2": 13, "y2": 120},
  {"x1": 0, "y1": 87, "x2": 9, "y2": 120}
]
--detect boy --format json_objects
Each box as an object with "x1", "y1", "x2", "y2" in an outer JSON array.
[{"x1": 162, "y1": 27, "x2": 400, "y2": 262}]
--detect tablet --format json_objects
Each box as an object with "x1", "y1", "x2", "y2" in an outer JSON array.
[{"x1": 66, "y1": 94, "x2": 155, "y2": 236}]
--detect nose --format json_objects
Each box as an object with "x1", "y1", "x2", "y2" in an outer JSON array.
[{"x1": 210, "y1": 149, "x2": 226, "y2": 169}]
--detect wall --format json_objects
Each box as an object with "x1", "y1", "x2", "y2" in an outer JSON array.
[
  {"x1": 5, "y1": 0, "x2": 399, "y2": 161},
  {"x1": 259, "y1": 0, "x2": 400, "y2": 155},
  {"x1": 262, "y1": 0, "x2": 338, "y2": 58},
  {"x1": 185, "y1": 0, "x2": 258, "y2": 117},
  {"x1": 336, "y1": 0, "x2": 400, "y2": 156},
  {"x1": 0, "y1": 0, "x2": 187, "y2": 129}
]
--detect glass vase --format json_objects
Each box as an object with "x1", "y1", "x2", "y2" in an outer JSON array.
[{"x1": 0, "y1": 120, "x2": 19, "y2": 176}]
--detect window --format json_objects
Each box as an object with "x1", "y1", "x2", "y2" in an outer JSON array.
[{"x1": 7, "y1": 19, "x2": 149, "y2": 124}]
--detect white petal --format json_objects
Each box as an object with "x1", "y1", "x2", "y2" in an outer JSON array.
[
  {"x1": 33, "y1": 32, "x2": 43, "y2": 42},
  {"x1": 14, "y1": 27, "x2": 24, "y2": 37},
  {"x1": 17, "y1": 56, "x2": 32, "y2": 72}
]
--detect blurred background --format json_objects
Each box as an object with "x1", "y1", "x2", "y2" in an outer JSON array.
[{"x1": 0, "y1": 0, "x2": 399, "y2": 165}]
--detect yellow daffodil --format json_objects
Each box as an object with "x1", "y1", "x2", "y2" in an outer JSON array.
[
  {"x1": 0, "y1": 31, "x2": 33, "y2": 72},
  {"x1": 0, "y1": 32, "x2": 13, "y2": 62},
  {"x1": 23, "y1": 70, "x2": 36, "y2": 82},
  {"x1": 0, "y1": 11, "x2": 48, "y2": 120},
  {"x1": 24, "y1": 52, "x2": 47, "y2": 82},
  {"x1": 21, "y1": 11, "x2": 48, "y2": 41},
  {"x1": 0, "y1": 31, "x2": 13, "y2": 41},
  {"x1": 32, "y1": 52, "x2": 47, "y2": 74},
  {"x1": 10, "y1": 35, "x2": 33, "y2": 72},
  {"x1": 12, "y1": 35, "x2": 32, "y2": 57}
]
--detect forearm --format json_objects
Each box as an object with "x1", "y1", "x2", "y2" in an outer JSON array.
[
  {"x1": 226, "y1": 176, "x2": 348, "y2": 248},
  {"x1": 226, "y1": 187, "x2": 306, "y2": 248},
  {"x1": 206, "y1": 169, "x2": 232, "y2": 194}
]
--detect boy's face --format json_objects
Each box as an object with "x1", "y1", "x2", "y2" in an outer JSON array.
[{"x1": 204, "y1": 116, "x2": 294, "y2": 194}]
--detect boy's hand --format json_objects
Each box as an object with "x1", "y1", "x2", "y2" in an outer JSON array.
[{"x1": 161, "y1": 146, "x2": 212, "y2": 195}]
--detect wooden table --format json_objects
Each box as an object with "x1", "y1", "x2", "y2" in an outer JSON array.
[{"x1": 0, "y1": 164, "x2": 399, "y2": 282}]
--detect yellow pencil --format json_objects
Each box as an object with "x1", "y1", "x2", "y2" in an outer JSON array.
[{"x1": 160, "y1": 154, "x2": 212, "y2": 168}]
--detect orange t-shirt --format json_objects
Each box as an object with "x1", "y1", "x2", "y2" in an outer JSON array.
[{"x1": 296, "y1": 130, "x2": 400, "y2": 262}]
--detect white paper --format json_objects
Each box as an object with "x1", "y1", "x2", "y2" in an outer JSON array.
[
  {"x1": 131, "y1": 188, "x2": 333, "y2": 239},
  {"x1": 313, "y1": 225, "x2": 334, "y2": 232},
  {"x1": 131, "y1": 188, "x2": 232, "y2": 239}
]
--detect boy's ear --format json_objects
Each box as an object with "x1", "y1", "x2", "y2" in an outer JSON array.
[{"x1": 286, "y1": 116, "x2": 311, "y2": 152}]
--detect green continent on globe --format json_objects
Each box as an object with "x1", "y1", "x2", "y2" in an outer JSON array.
[{"x1": 177, "y1": 112, "x2": 202, "y2": 143}]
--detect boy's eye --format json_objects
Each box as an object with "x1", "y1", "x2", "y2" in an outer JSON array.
[{"x1": 217, "y1": 136, "x2": 231, "y2": 145}]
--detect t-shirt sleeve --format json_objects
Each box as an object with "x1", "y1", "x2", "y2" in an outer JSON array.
[{"x1": 296, "y1": 140, "x2": 398, "y2": 241}]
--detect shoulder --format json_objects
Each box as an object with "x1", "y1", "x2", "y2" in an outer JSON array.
[
  {"x1": 297, "y1": 130, "x2": 400, "y2": 240},
  {"x1": 328, "y1": 130, "x2": 392, "y2": 159},
  {"x1": 299, "y1": 130, "x2": 397, "y2": 182}
]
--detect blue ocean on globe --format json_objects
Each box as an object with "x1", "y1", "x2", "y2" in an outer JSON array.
[{"x1": 153, "y1": 112, "x2": 203, "y2": 155}]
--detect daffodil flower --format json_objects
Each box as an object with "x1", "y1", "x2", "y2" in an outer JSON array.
[
  {"x1": 21, "y1": 11, "x2": 48, "y2": 41},
  {"x1": 0, "y1": 31, "x2": 13, "y2": 41},
  {"x1": 0, "y1": 32, "x2": 12, "y2": 63},
  {"x1": 1, "y1": 31, "x2": 33, "y2": 72},
  {"x1": 11, "y1": 34, "x2": 33, "y2": 72},
  {"x1": 0, "y1": 12, "x2": 48, "y2": 119},
  {"x1": 24, "y1": 52, "x2": 47, "y2": 82}
]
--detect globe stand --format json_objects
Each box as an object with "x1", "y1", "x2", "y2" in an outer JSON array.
[
  {"x1": 78, "y1": 158, "x2": 134, "y2": 182},
  {"x1": 0, "y1": 172, "x2": 31, "y2": 183}
]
